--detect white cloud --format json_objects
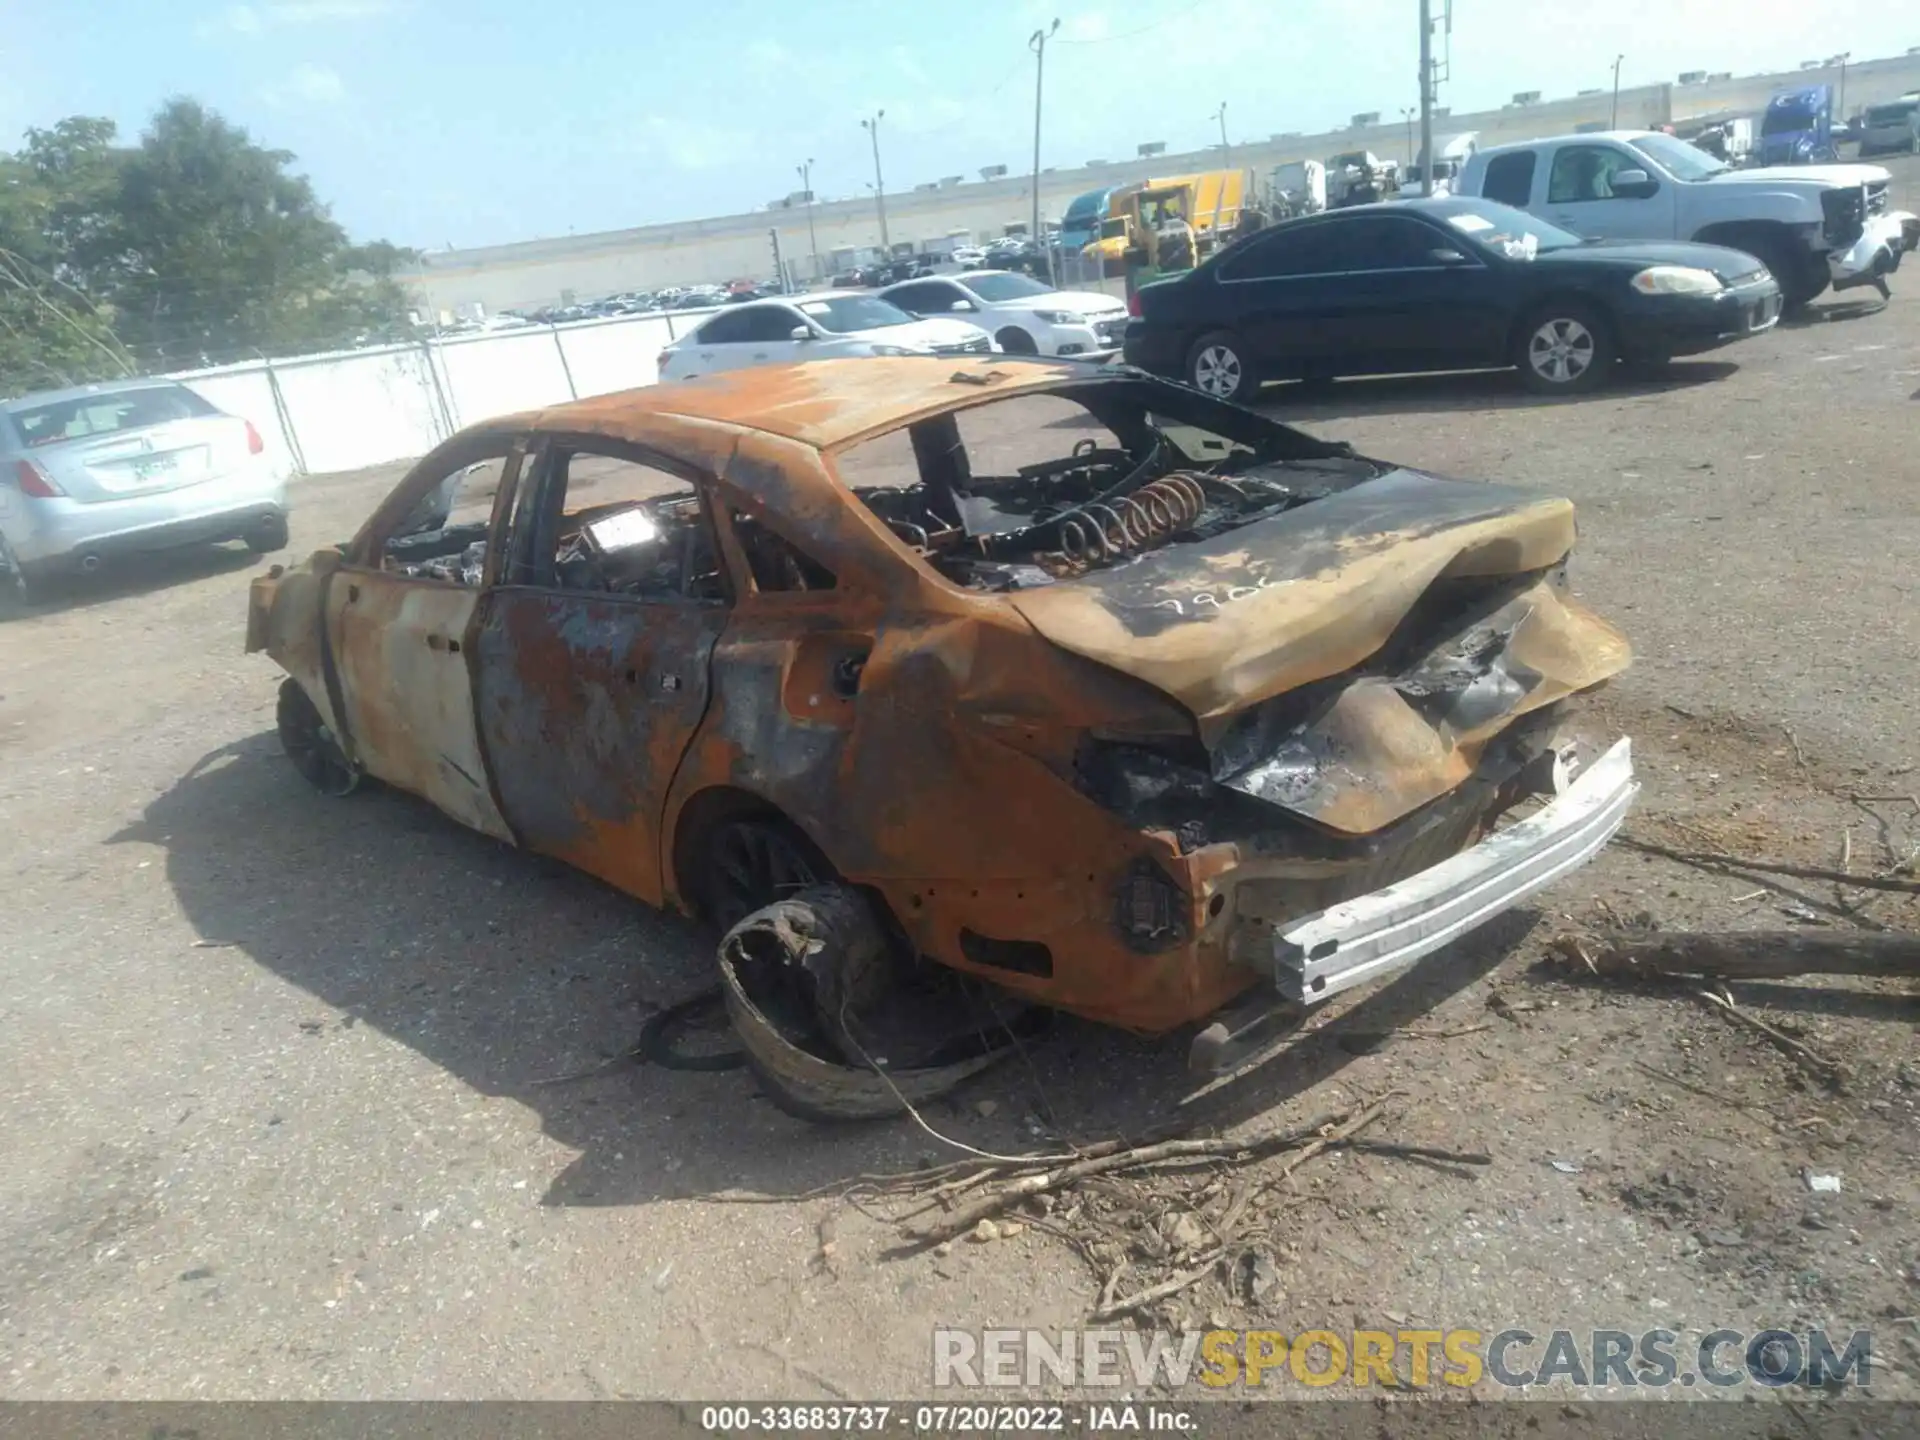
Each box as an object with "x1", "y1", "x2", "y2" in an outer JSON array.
[
  {"x1": 1061, "y1": 12, "x2": 1109, "y2": 43},
  {"x1": 201, "y1": 0, "x2": 389, "y2": 37},
  {"x1": 635, "y1": 115, "x2": 756, "y2": 172},
  {"x1": 260, "y1": 63, "x2": 348, "y2": 108}
]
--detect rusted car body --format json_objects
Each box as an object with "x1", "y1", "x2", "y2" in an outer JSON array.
[{"x1": 247, "y1": 357, "x2": 1634, "y2": 1088}]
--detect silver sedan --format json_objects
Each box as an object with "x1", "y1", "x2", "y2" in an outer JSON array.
[{"x1": 0, "y1": 379, "x2": 289, "y2": 606}]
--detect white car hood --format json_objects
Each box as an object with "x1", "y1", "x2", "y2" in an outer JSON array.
[
  {"x1": 1708, "y1": 162, "x2": 1891, "y2": 188},
  {"x1": 987, "y1": 288, "x2": 1125, "y2": 317}
]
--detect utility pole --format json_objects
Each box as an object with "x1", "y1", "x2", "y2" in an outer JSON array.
[
  {"x1": 1832, "y1": 51, "x2": 1851, "y2": 123},
  {"x1": 861, "y1": 112, "x2": 890, "y2": 253},
  {"x1": 1030, "y1": 19, "x2": 1059, "y2": 282},
  {"x1": 1611, "y1": 54, "x2": 1625, "y2": 129},
  {"x1": 1418, "y1": 0, "x2": 1435, "y2": 197},
  {"x1": 1400, "y1": 106, "x2": 1417, "y2": 171},
  {"x1": 1211, "y1": 101, "x2": 1230, "y2": 167},
  {"x1": 797, "y1": 158, "x2": 819, "y2": 287}
]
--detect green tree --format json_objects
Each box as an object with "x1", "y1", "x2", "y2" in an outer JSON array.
[
  {"x1": 106, "y1": 98, "x2": 404, "y2": 364},
  {"x1": 0, "y1": 98, "x2": 420, "y2": 388},
  {"x1": 0, "y1": 125, "x2": 133, "y2": 392}
]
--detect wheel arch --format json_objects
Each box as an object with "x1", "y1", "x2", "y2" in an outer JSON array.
[
  {"x1": 1505, "y1": 289, "x2": 1618, "y2": 360},
  {"x1": 666, "y1": 783, "x2": 834, "y2": 919}
]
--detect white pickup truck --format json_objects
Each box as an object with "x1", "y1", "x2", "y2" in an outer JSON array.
[{"x1": 1455, "y1": 129, "x2": 1919, "y2": 308}]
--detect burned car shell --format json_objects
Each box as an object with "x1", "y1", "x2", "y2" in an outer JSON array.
[{"x1": 247, "y1": 357, "x2": 1631, "y2": 1034}]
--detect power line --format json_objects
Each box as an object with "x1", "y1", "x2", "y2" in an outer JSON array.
[{"x1": 1052, "y1": 1, "x2": 1207, "y2": 46}]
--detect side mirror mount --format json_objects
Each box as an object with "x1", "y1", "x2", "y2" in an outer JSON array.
[
  {"x1": 1429, "y1": 247, "x2": 1471, "y2": 264},
  {"x1": 789, "y1": 325, "x2": 813, "y2": 342},
  {"x1": 950, "y1": 299, "x2": 976, "y2": 313},
  {"x1": 1610, "y1": 168, "x2": 1658, "y2": 199}
]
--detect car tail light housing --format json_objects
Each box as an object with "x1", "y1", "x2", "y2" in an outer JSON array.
[
  {"x1": 656, "y1": 350, "x2": 672, "y2": 372},
  {"x1": 14, "y1": 458, "x2": 63, "y2": 498},
  {"x1": 245, "y1": 420, "x2": 265, "y2": 455},
  {"x1": 1126, "y1": 289, "x2": 1142, "y2": 317},
  {"x1": 1114, "y1": 859, "x2": 1186, "y2": 952}
]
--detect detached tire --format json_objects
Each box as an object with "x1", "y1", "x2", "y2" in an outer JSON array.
[
  {"x1": 1186, "y1": 330, "x2": 1256, "y2": 402},
  {"x1": 718, "y1": 885, "x2": 1010, "y2": 1123},
  {"x1": 1513, "y1": 300, "x2": 1615, "y2": 395}
]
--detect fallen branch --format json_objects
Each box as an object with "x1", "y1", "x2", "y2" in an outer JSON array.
[
  {"x1": 906, "y1": 1109, "x2": 1349, "y2": 1245},
  {"x1": 1090, "y1": 1251, "x2": 1224, "y2": 1320},
  {"x1": 1344, "y1": 1141, "x2": 1493, "y2": 1166},
  {"x1": 1692, "y1": 987, "x2": 1843, "y2": 1086},
  {"x1": 1619, "y1": 836, "x2": 1920, "y2": 894},
  {"x1": 1559, "y1": 930, "x2": 1920, "y2": 981}
]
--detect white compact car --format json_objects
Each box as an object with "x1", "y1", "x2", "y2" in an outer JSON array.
[
  {"x1": 878, "y1": 271, "x2": 1129, "y2": 358},
  {"x1": 656, "y1": 293, "x2": 993, "y2": 381},
  {"x1": 1, "y1": 379, "x2": 288, "y2": 606}
]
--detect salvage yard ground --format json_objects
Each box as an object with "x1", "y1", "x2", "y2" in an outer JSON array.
[{"x1": 2, "y1": 155, "x2": 1918, "y2": 1402}]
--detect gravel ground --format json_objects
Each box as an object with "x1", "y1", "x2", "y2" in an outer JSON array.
[{"x1": 2, "y1": 157, "x2": 1917, "y2": 1403}]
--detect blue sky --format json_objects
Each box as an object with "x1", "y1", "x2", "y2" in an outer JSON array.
[{"x1": 7, "y1": 0, "x2": 1899, "y2": 250}]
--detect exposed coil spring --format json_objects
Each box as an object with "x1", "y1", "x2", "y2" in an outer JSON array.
[{"x1": 1058, "y1": 474, "x2": 1206, "y2": 564}]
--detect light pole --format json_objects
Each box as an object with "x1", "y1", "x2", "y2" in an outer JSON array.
[
  {"x1": 1400, "y1": 106, "x2": 1417, "y2": 172},
  {"x1": 860, "y1": 112, "x2": 890, "y2": 253},
  {"x1": 1418, "y1": 0, "x2": 1434, "y2": 197},
  {"x1": 1610, "y1": 54, "x2": 1625, "y2": 129},
  {"x1": 1830, "y1": 51, "x2": 1851, "y2": 125},
  {"x1": 797, "y1": 158, "x2": 819, "y2": 287},
  {"x1": 1030, "y1": 18, "x2": 1059, "y2": 282},
  {"x1": 1211, "y1": 101, "x2": 1230, "y2": 165}
]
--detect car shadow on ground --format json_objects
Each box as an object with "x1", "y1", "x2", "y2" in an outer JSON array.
[
  {"x1": 111, "y1": 735, "x2": 1532, "y2": 1214},
  {"x1": 1252, "y1": 361, "x2": 1740, "y2": 423},
  {"x1": 1783, "y1": 295, "x2": 1890, "y2": 327},
  {"x1": 4, "y1": 543, "x2": 264, "y2": 622}
]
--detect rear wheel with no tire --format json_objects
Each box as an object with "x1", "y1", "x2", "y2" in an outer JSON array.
[{"x1": 700, "y1": 816, "x2": 830, "y2": 935}]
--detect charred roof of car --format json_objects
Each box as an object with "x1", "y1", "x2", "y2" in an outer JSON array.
[{"x1": 472, "y1": 357, "x2": 1182, "y2": 455}]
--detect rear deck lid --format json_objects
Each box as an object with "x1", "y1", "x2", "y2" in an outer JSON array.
[
  {"x1": 1007, "y1": 467, "x2": 1581, "y2": 728},
  {"x1": 9, "y1": 385, "x2": 249, "y2": 504}
]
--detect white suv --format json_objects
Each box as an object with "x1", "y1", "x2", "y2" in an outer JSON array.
[
  {"x1": 656, "y1": 293, "x2": 991, "y2": 381},
  {"x1": 879, "y1": 271, "x2": 1129, "y2": 358}
]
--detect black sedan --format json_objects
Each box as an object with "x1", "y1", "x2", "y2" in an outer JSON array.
[{"x1": 1123, "y1": 197, "x2": 1783, "y2": 398}]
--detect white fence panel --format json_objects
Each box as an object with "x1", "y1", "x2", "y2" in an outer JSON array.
[
  {"x1": 557, "y1": 313, "x2": 678, "y2": 397},
  {"x1": 267, "y1": 346, "x2": 448, "y2": 475},
  {"x1": 156, "y1": 301, "x2": 872, "y2": 480},
  {"x1": 436, "y1": 328, "x2": 573, "y2": 429}
]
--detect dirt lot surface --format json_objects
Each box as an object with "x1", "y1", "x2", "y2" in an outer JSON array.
[{"x1": 4, "y1": 158, "x2": 1918, "y2": 1405}]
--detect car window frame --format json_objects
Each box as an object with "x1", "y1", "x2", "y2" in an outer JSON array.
[
  {"x1": 1336, "y1": 214, "x2": 1484, "y2": 272},
  {"x1": 1215, "y1": 219, "x2": 1351, "y2": 282},
  {"x1": 1479, "y1": 149, "x2": 1539, "y2": 208},
  {"x1": 498, "y1": 431, "x2": 735, "y2": 604},
  {"x1": 350, "y1": 432, "x2": 533, "y2": 578},
  {"x1": 1546, "y1": 143, "x2": 1644, "y2": 205},
  {"x1": 731, "y1": 303, "x2": 806, "y2": 343},
  {"x1": 693, "y1": 309, "x2": 754, "y2": 345}
]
